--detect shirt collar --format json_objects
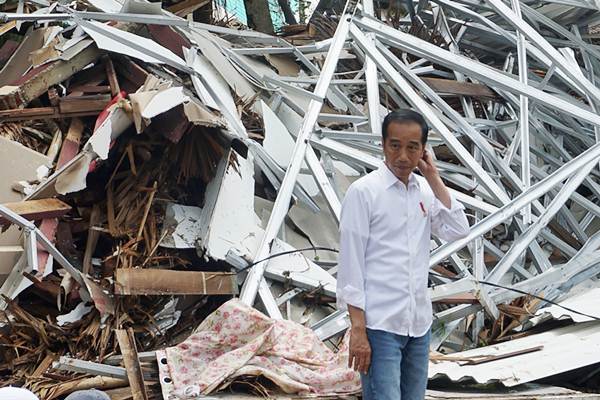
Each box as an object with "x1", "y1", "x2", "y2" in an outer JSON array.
[{"x1": 379, "y1": 161, "x2": 420, "y2": 189}]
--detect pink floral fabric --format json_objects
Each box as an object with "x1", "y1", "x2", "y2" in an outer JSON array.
[{"x1": 156, "y1": 299, "x2": 360, "y2": 398}]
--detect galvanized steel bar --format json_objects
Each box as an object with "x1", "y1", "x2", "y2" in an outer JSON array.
[{"x1": 239, "y1": 12, "x2": 353, "y2": 312}]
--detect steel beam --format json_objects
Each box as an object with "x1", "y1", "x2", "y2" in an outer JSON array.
[
  {"x1": 239, "y1": 13, "x2": 353, "y2": 311},
  {"x1": 354, "y1": 16, "x2": 600, "y2": 127},
  {"x1": 431, "y1": 141, "x2": 600, "y2": 266}
]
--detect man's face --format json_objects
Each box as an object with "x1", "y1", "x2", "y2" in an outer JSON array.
[{"x1": 382, "y1": 121, "x2": 425, "y2": 182}]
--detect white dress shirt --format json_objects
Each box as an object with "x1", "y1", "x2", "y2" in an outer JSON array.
[{"x1": 337, "y1": 163, "x2": 470, "y2": 337}]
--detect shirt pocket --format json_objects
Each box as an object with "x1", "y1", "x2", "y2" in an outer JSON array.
[{"x1": 371, "y1": 191, "x2": 408, "y2": 234}]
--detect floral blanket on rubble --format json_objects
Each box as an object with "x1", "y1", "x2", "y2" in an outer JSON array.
[{"x1": 156, "y1": 299, "x2": 361, "y2": 398}]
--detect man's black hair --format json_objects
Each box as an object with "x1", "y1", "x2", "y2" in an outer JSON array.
[{"x1": 381, "y1": 109, "x2": 429, "y2": 144}]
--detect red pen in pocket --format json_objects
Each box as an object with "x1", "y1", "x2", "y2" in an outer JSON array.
[{"x1": 419, "y1": 201, "x2": 427, "y2": 217}]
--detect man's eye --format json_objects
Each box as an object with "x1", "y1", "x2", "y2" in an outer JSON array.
[{"x1": 408, "y1": 146, "x2": 418, "y2": 152}]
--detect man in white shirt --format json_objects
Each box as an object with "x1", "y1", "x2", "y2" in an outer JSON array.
[{"x1": 337, "y1": 109, "x2": 470, "y2": 400}]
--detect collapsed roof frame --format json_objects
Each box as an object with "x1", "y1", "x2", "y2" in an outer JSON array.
[{"x1": 3, "y1": 0, "x2": 600, "y2": 352}]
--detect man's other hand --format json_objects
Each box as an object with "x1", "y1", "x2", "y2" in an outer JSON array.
[{"x1": 349, "y1": 326, "x2": 371, "y2": 374}]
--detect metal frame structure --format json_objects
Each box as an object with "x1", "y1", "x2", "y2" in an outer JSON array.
[{"x1": 4, "y1": 0, "x2": 600, "y2": 355}]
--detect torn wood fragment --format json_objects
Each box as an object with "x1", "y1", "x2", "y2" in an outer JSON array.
[
  {"x1": 0, "y1": 199, "x2": 71, "y2": 225},
  {"x1": 420, "y1": 77, "x2": 498, "y2": 99},
  {"x1": 83, "y1": 205, "x2": 102, "y2": 275},
  {"x1": 104, "y1": 56, "x2": 121, "y2": 97},
  {"x1": 0, "y1": 45, "x2": 101, "y2": 109},
  {"x1": 116, "y1": 328, "x2": 149, "y2": 400}
]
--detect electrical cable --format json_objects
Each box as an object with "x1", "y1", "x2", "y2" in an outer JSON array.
[
  {"x1": 237, "y1": 245, "x2": 600, "y2": 321},
  {"x1": 429, "y1": 271, "x2": 600, "y2": 321},
  {"x1": 237, "y1": 246, "x2": 340, "y2": 272}
]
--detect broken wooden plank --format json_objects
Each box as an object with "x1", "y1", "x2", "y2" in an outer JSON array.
[
  {"x1": 0, "y1": 199, "x2": 71, "y2": 225},
  {"x1": 32, "y1": 353, "x2": 57, "y2": 377},
  {"x1": 147, "y1": 25, "x2": 191, "y2": 59},
  {"x1": 83, "y1": 205, "x2": 102, "y2": 275},
  {"x1": 49, "y1": 376, "x2": 128, "y2": 400},
  {"x1": 104, "y1": 56, "x2": 121, "y2": 97},
  {"x1": 116, "y1": 328, "x2": 148, "y2": 400},
  {"x1": 62, "y1": 85, "x2": 112, "y2": 94},
  {"x1": 0, "y1": 21, "x2": 17, "y2": 37},
  {"x1": 0, "y1": 98, "x2": 107, "y2": 121},
  {"x1": 57, "y1": 118, "x2": 84, "y2": 170},
  {"x1": 167, "y1": 0, "x2": 210, "y2": 16},
  {"x1": 0, "y1": 44, "x2": 101, "y2": 109},
  {"x1": 114, "y1": 269, "x2": 238, "y2": 295},
  {"x1": 0, "y1": 40, "x2": 19, "y2": 65},
  {"x1": 114, "y1": 58, "x2": 148, "y2": 93},
  {"x1": 421, "y1": 77, "x2": 498, "y2": 99},
  {"x1": 432, "y1": 293, "x2": 478, "y2": 304},
  {"x1": 58, "y1": 95, "x2": 111, "y2": 114}
]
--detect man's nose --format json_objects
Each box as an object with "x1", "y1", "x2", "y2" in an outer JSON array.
[{"x1": 397, "y1": 148, "x2": 409, "y2": 162}]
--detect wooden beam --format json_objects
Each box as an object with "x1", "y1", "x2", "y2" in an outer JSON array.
[
  {"x1": 0, "y1": 199, "x2": 71, "y2": 225},
  {"x1": 114, "y1": 269, "x2": 238, "y2": 295},
  {"x1": 432, "y1": 293, "x2": 478, "y2": 304},
  {"x1": 104, "y1": 56, "x2": 121, "y2": 97},
  {"x1": 83, "y1": 205, "x2": 102, "y2": 275},
  {"x1": 421, "y1": 77, "x2": 498, "y2": 99},
  {"x1": 0, "y1": 44, "x2": 101, "y2": 110},
  {"x1": 0, "y1": 21, "x2": 17, "y2": 36},
  {"x1": 115, "y1": 328, "x2": 148, "y2": 400},
  {"x1": 0, "y1": 40, "x2": 19, "y2": 65},
  {"x1": 63, "y1": 85, "x2": 112, "y2": 94},
  {"x1": 167, "y1": 0, "x2": 210, "y2": 16},
  {"x1": 114, "y1": 58, "x2": 148, "y2": 93},
  {"x1": 59, "y1": 95, "x2": 111, "y2": 114},
  {"x1": 0, "y1": 96, "x2": 108, "y2": 121}
]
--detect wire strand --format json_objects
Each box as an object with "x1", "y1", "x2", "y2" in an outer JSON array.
[{"x1": 237, "y1": 246, "x2": 600, "y2": 321}]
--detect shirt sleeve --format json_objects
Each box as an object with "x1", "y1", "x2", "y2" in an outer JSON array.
[
  {"x1": 430, "y1": 195, "x2": 470, "y2": 242},
  {"x1": 336, "y1": 185, "x2": 370, "y2": 311}
]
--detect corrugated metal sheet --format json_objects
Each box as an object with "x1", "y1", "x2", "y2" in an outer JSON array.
[
  {"x1": 429, "y1": 321, "x2": 600, "y2": 386},
  {"x1": 425, "y1": 384, "x2": 598, "y2": 399},
  {"x1": 534, "y1": 286, "x2": 600, "y2": 323}
]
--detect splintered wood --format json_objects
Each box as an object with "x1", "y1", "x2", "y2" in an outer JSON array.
[{"x1": 0, "y1": 38, "x2": 235, "y2": 394}]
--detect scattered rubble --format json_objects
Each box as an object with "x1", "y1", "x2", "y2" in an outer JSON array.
[{"x1": 0, "y1": 0, "x2": 600, "y2": 398}]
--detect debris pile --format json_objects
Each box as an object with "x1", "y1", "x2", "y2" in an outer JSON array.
[{"x1": 0, "y1": 0, "x2": 599, "y2": 398}]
